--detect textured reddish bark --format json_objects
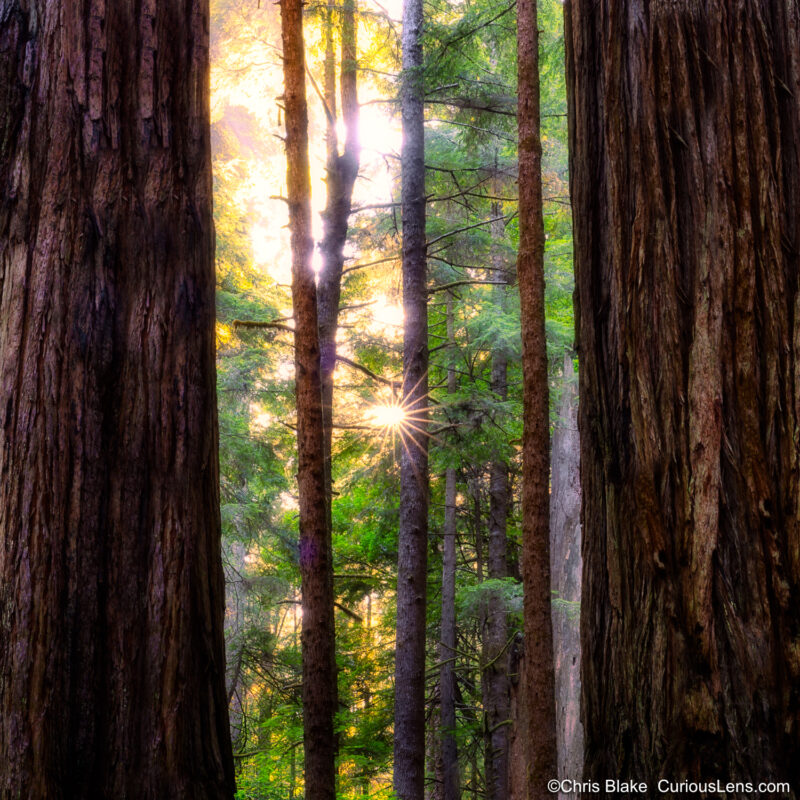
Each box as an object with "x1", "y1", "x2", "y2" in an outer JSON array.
[
  {"x1": 567, "y1": 0, "x2": 800, "y2": 791},
  {"x1": 0, "y1": 1, "x2": 234, "y2": 797},
  {"x1": 279, "y1": 0, "x2": 337, "y2": 797},
  {"x1": 516, "y1": 0, "x2": 558, "y2": 795}
]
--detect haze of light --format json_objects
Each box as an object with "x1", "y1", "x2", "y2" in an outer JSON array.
[{"x1": 211, "y1": 0, "x2": 402, "y2": 288}]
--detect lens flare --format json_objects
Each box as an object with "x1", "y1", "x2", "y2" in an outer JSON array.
[{"x1": 367, "y1": 402, "x2": 406, "y2": 429}]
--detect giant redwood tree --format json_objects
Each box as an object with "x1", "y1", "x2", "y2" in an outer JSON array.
[
  {"x1": 567, "y1": 0, "x2": 800, "y2": 790},
  {"x1": 0, "y1": 1, "x2": 235, "y2": 797}
]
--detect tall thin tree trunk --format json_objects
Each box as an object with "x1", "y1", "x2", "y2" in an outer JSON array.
[
  {"x1": 566, "y1": 1, "x2": 800, "y2": 790},
  {"x1": 484, "y1": 188, "x2": 512, "y2": 800},
  {"x1": 507, "y1": 631, "x2": 526, "y2": 800},
  {"x1": 474, "y1": 467, "x2": 489, "y2": 796},
  {"x1": 363, "y1": 593, "x2": 373, "y2": 797},
  {"x1": 549, "y1": 354, "x2": 582, "y2": 797},
  {"x1": 471, "y1": 750, "x2": 480, "y2": 800},
  {"x1": 0, "y1": 2, "x2": 234, "y2": 796},
  {"x1": 516, "y1": 0, "x2": 558, "y2": 795},
  {"x1": 318, "y1": 0, "x2": 361, "y2": 491},
  {"x1": 393, "y1": 0, "x2": 428, "y2": 792},
  {"x1": 279, "y1": 0, "x2": 336, "y2": 798},
  {"x1": 317, "y1": 1, "x2": 360, "y2": 777},
  {"x1": 426, "y1": 685, "x2": 442, "y2": 800},
  {"x1": 439, "y1": 294, "x2": 460, "y2": 800}
]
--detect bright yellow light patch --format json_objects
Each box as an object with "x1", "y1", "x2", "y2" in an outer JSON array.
[
  {"x1": 367, "y1": 403, "x2": 406, "y2": 429},
  {"x1": 372, "y1": 294, "x2": 404, "y2": 330}
]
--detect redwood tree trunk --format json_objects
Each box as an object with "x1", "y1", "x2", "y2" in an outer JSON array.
[
  {"x1": 567, "y1": 0, "x2": 800, "y2": 791},
  {"x1": 516, "y1": 0, "x2": 558, "y2": 795},
  {"x1": 393, "y1": 0, "x2": 429, "y2": 791},
  {"x1": 0, "y1": 2, "x2": 234, "y2": 797},
  {"x1": 279, "y1": 0, "x2": 337, "y2": 797}
]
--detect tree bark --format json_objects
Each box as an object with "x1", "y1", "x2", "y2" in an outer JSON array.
[
  {"x1": 393, "y1": 0, "x2": 428, "y2": 788},
  {"x1": 566, "y1": 0, "x2": 800, "y2": 792},
  {"x1": 549, "y1": 354, "x2": 582, "y2": 796},
  {"x1": 279, "y1": 0, "x2": 337, "y2": 798},
  {"x1": 439, "y1": 294, "x2": 460, "y2": 800},
  {"x1": 0, "y1": 2, "x2": 234, "y2": 797},
  {"x1": 516, "y1": 0, "x2": 558, "y2": 795}
]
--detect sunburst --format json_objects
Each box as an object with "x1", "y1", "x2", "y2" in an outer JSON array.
[
  {"x1": 332, "y1": 364, "x2": 461, "y2": 473},
  {"x1": 361, "y1": 369, "x2": 444, "y2": 470},
  {"x1": 366, "y1": 401, "x2": 407, "y2": 429}
]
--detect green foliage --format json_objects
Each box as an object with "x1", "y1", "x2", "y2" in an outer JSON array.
[
  {"x1": 552, "y1": 592, "x2": 581, "y2": 622},
  {"x1": 457, "y1": 577, "x2": 523, "y2": 622}
]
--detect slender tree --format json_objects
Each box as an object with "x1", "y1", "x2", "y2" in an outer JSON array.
[
  {"x1": 516, "y1": 0, "x2": 558, "y2": 795},
  {"x1": 439, "y1": 293, "x2": 460, "y2": 800},
  {"x1": 0, "y1": 1, "x2": 234, "y2": 796},
  {"x1": 567, "y1": 1, "x2": 800, "y2": 791},
  {"x1": 318, "y1": 0, "x2": 361, "y2": 492},
  {"x1": 393, "y1": 0, "x2": 429, "y2": 790},
  {"x1": 279, "y1": 0, "x2": 337, "y2": 797},
  {"x1": 484, "y1": 182, "x2": 512, "y2": 800}
]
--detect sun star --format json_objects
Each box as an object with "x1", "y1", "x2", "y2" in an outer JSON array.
[{"x1": 368, "y1": 402, "x2": 406, "y2": 429}]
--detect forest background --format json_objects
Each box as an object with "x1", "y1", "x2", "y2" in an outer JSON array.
[{"x1": 210, "y1": 0, "x2": 580, "y2": 796}]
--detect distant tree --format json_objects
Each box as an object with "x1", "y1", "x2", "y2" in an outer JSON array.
[
  {"x1": 484, "y1": 171, "x2": 513, "y2": 800},
  {"x1": 438, "y1": 293, "x2": 460, "y2": 800},
  {"x1": 549, "y1": 353, "x2": 583, "y2": 790},
  {"x1": 0, "y1": 1, "x2": 235, "y2": 796},
  {"x1": 279, "y1": 0, "x2": 337, "y2": 797},
  {"x1": 318, "y1": 0, "x2": 361, "y2": 492},
  {"x1": 567, "y1": 0, "x2": 800, "y2": 791}
]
